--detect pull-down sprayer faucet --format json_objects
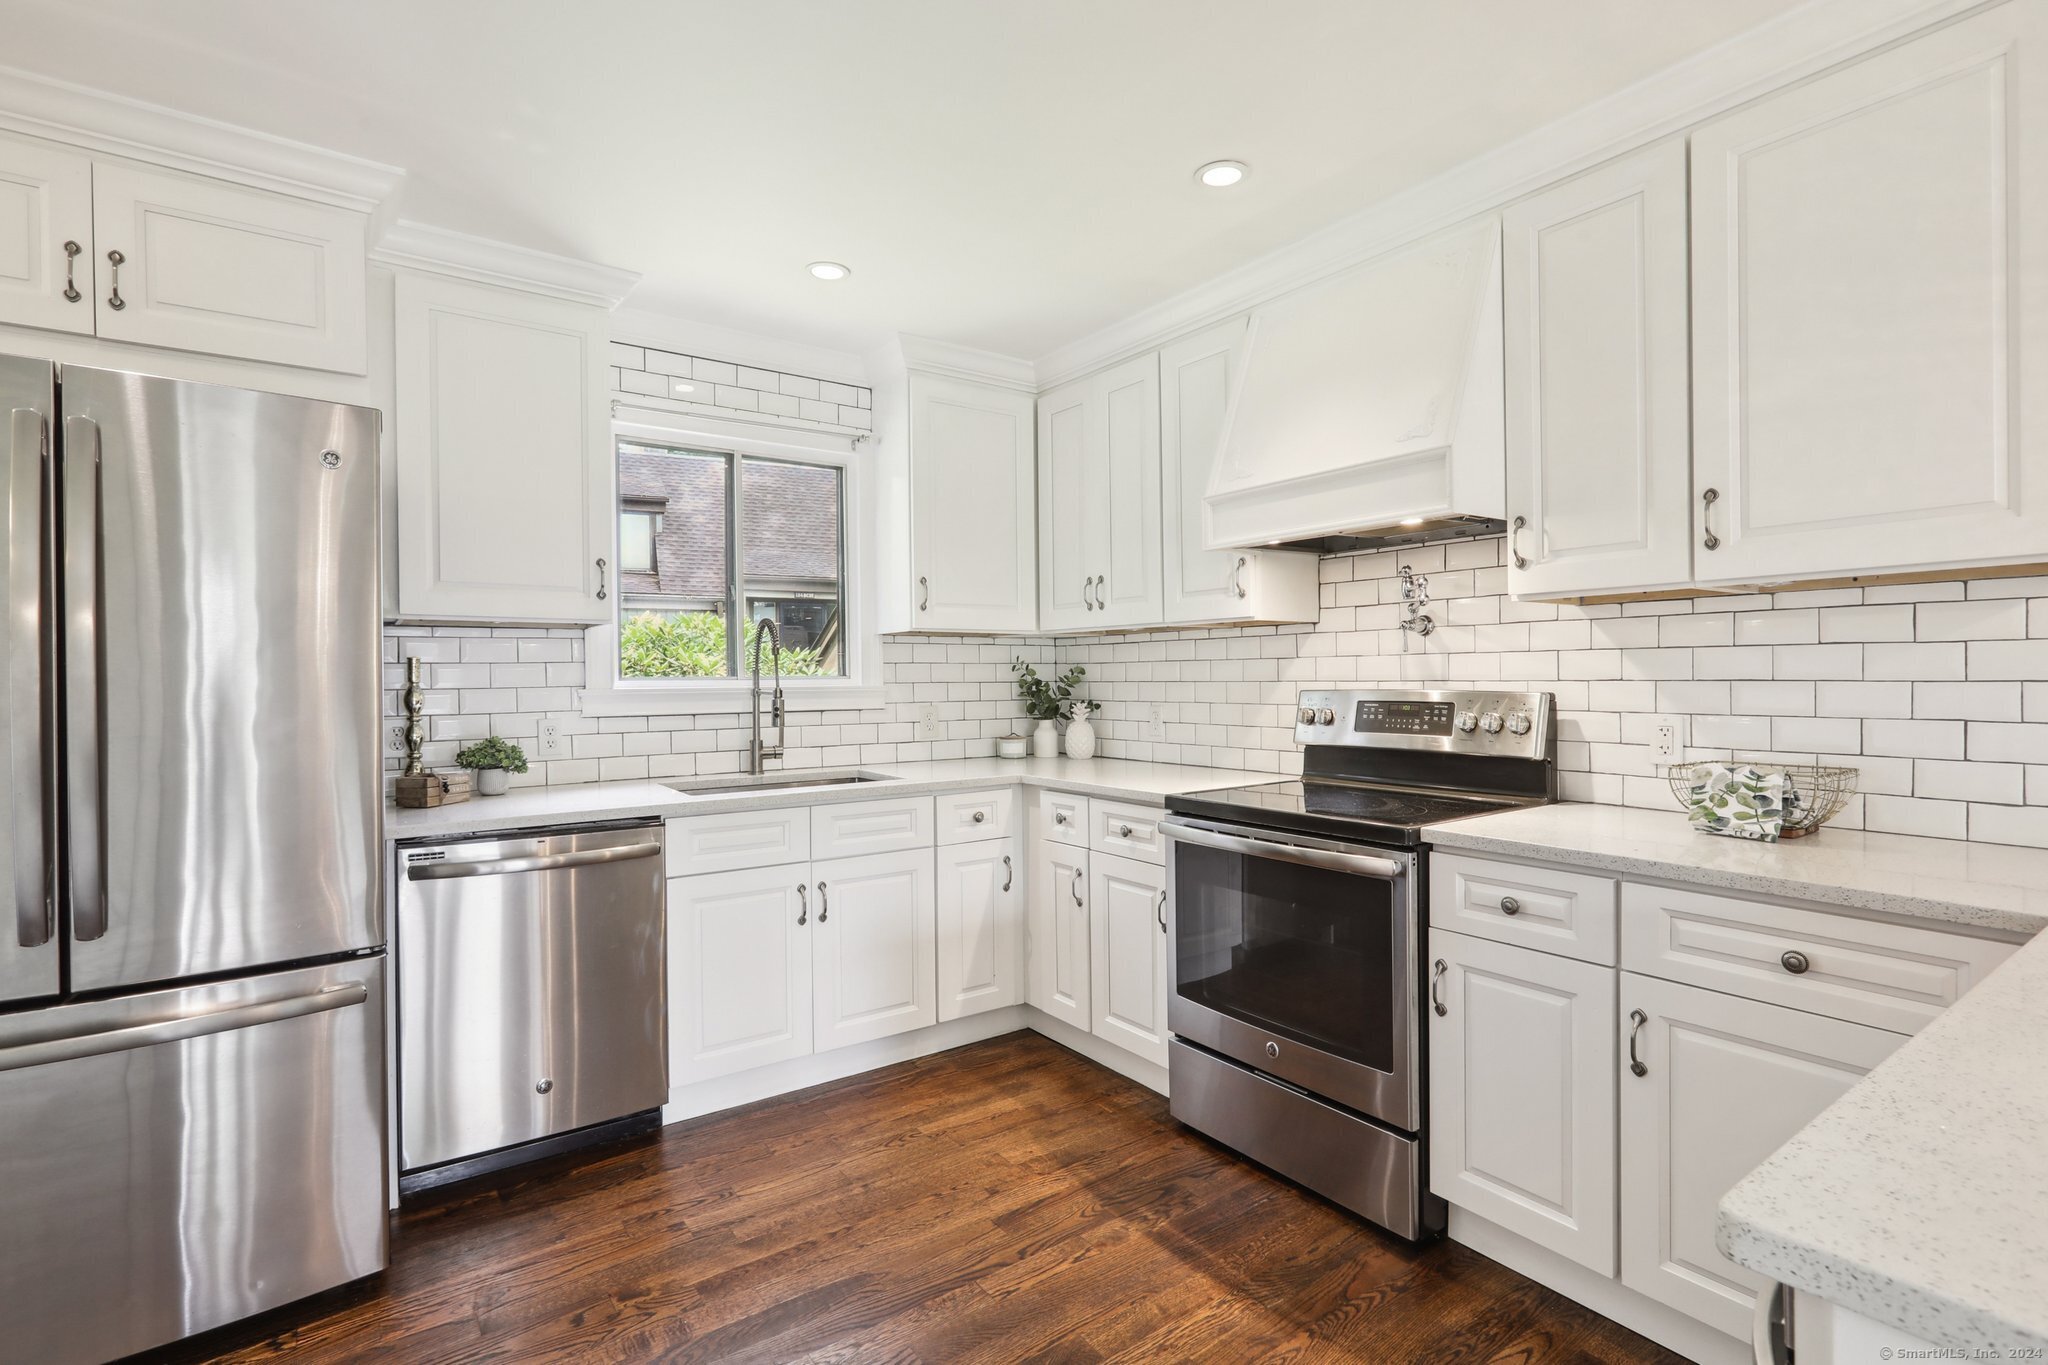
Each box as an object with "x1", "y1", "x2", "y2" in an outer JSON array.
[{"x1": 749, "y1": 619, "x2": 785, "y2": 774}]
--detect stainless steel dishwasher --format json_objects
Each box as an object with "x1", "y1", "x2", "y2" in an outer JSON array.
[{"x1": 397, "y1": 821, "x2": 667, "y2": 1187}]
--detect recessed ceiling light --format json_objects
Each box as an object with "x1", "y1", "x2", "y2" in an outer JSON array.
[
  {"x1": 808, "y1": 261, "x2": 851, "y2": 281},
  {"x1": 1195, "y1": 160, "x2": 1249, "y2": 188}
]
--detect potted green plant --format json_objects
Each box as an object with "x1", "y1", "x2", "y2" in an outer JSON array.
[
  {"x1": 454, "y1": 736, "x2": 529, "y2": 796},
  {"x1": 1012, "y1": 659, "x2": 1094, "y2": 759}
]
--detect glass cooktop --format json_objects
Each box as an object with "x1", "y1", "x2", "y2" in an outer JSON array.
[{"x1": 1166, "y1": 779, "x2": 1537, "y2": 848}]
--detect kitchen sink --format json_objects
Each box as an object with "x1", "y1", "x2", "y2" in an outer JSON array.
[{"x1": 662, "y1": 770, "x2": 897, "y2": 799}]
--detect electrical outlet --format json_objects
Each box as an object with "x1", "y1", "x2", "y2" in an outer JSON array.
[
  {"x1": 536, "y1": 718, "x2": 567, "y2": 760},
  {"x1": 1144, "y1": 703, "x2": 1166, "y2": 742},
  {"x1": 916, "y1": 703, "x2": 939, "y2": 740},
  {"x1": 1651, "y1": 714, "x2": 1683, "y2": 763},
  {"x1": 387, "y1": 724, "x2": 408, "y2": 755}
]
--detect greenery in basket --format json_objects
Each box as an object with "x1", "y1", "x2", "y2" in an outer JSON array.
[
  {"x1": 619, "y1": 611, "x2": 831, "y2": 680},
  {"x1": 454, "y1": 736, "x2": 529, "y2": 774},
  {"x1": 1012, "y1": 658, "x2": 1099, "y2": 722}
]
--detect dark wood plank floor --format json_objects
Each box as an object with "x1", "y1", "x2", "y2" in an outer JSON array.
[{"x1": 172, "y1": 1033, "x2": 1681, "y2": 1364}]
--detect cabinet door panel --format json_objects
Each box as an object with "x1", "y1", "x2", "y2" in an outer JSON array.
[
  {"x1": 1093, "y1": 353, "x2": 1162, "y2": 627},
  {"x1": 91, "y1": 162, "x2": 367, "y2": 373},
  {"x1": 1505, "y1": 139, "x2": 1692, "y2": 597},
  {"x1": 1619, "y1": 972, "x2": 1902, "y2": 1337},
  {"x1": 0, "y1": 133, "x2": 92, "y2": 336},
  {"x1": 1037, "y1": 376, "x2": 1092, "y2": 630},
  {"x1": 1429, "y1": 930, "x2": 1616, "y2": 1274},
  {"x1": 394, "y1": 271, "x2": 611, "y2": 623},
  {"x1": 668, "y1": 868, "x2": 813, "y2": 1086},
  {"x1": 1089, "y1": 853, "x2": 1168, "y2": 1065},
  {"x1": 936, "y1": 837, "x2": 1022, "y2": 1021},
  {"x1": 1027, "y1": 845, "x2": 1090, "y2": 1030},
  {"x1": 1690, "y1": 4, "x2": 2048, "y2": 581},
  {"x1": 908, "y1": 373, "x2": 1036, "y2": 631},
  {"x1": 813, "y1": 849, "x2": 936, "y2": 1051}
]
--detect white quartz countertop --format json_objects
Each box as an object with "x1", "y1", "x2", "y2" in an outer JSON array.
[
  {"x1": 1424, "y1": 801, "x2": 2048, "y2": 1351},
  {"x1": 384, "y1": 755, "x2": 1264, "y2": 842},
  {"x1": 1423, "y1": 801, "x2": 2048, "y2": 936}
]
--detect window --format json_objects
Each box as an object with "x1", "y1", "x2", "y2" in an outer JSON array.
[{"x1": 615, "y1": 439, "x2": 844, "y2": 681}]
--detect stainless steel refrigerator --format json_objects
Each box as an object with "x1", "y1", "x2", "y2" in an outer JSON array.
[{"x1": 0, "y1": 356, "x2": 387, "y2": 1364}]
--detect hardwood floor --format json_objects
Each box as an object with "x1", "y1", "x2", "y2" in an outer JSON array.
[{"x1": 172, "y1": 1033, "x2": 1682, "y2": 1364}]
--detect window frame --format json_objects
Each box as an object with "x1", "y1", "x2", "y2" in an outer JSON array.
[{"x1": 582, "y1": 415, "x2": 881, "y2": 715}]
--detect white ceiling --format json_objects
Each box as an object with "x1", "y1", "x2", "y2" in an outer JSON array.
[{"x1": 9, "y1": 0, "x2": 1807, "y2": 360}]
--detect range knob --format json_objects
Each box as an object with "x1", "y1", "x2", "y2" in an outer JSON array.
[
  {"x1": 1315, "y1": 708, "x2": 1336, "y2": 726},
  {"x1": 1479, "y1": 712, "x2": 1504, "y2": 734},
  {"x1": 1297, "y1": 707, "x2": 1317, "y2": 725},
  {"x1": 1455, "y1": 710, "x2": 1478, "y2": 733},
  {"x1": 1506, "y1": 712, "x2": 1532, "y2": 736}
]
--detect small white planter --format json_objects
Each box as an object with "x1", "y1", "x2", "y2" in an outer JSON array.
[
  {"x1": 1032, "y1": 719, "x2": 1060, "y2": 759},
  {"x1": 1064, "y1": 716, "x2": 1096, "y2": 760},
  {"x1": 475, "y1": 767, "x2": 510, "y2": 796}
]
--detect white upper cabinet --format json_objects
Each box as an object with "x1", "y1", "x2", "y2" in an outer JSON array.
[
  {"x1": 1038, "y1": 353, "x2": 1162, "y2": 630},
  {"x1": 91, "y1": 162, "x2": 367, "y2": 374},
  {"x1": 1690, "y1": 2, "x2": 2048, "y2": 584},
  {"x1": 394, "y1": 270, "x2": 612, "y2": 624},
  {"x1": 906, "y1": 372, "x2": 1038, "y2": 632},
  {"x1": 1504, "y1": 140, "x2": 1693, "y2": 597},
  {"x1": 0, "y1": 133, "x2": 92, "y2": 336},
  {"x1": 0, "y1": 132, "x2": 369, "y2": 373},
  {"x1": 1159, "y1": 318, "x2": 1318, "y2": 624}
]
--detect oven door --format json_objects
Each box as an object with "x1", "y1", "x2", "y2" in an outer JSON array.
[{"x1": 1162, "y1": 816, "x2": 1419, "y2": 1132}]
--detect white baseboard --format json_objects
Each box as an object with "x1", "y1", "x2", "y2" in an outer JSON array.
[
  {"x1": 1448, "y1": 1208, "x2": 1746, "y2": 1365},
  {"x1": 1021, "y1": 1008, "x2": 1167, "y2": 1094},
  {"x1": 661, "y1": 1006, "x2": 1029, "y2": 1123}
]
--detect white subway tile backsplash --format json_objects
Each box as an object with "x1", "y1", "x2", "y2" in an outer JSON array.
[
  {"x1": 1817, "y1": 604, "x2": 1914, "y2": 642},
  {"x1": 1814, "y1": 681, "x2": 1912, "y2": 718},
  {"x1": 1736, "y1": 609, "x2": 1817, "y2": 645},
  {"x1": 1967, "y1": 640, "x2": 2048, "y2": 680},
  {"x1": 1865, "y1": 642, "x2": 1965, "y2": 681},
  {"x1": 1864, "y1": 795, "x2": 1969, "y2": 840},
  {"x1": 1916, "y1": 599, "x2": 2026, "y2": 641},
  {"x1": 1863, "y1": 719, "x2": 1965, "y2": 760},
  {"x1": 1914, "y1": 681, "x2": 2021, "y2": 721}
]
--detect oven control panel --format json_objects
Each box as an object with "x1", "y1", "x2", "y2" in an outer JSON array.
[{"x1": 1293, "y1": 688, "x2": 1553, "y2": 757}]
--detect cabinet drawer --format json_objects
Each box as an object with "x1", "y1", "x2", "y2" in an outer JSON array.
[
  {"x1": 935, "y1": 788, "x2": 1018, "y2": 845},
  {"x1": 1091, "y1": 799, "x2": 1164, "y2": 865},
  {"x1": 1430, "y1": 854, "x2": 1618, "y2": 965},
  {"x1": 1038, "y1": 789, "x2": 1089, "y2": 848},
  {"x1": 1621, "y1": 883, "x2": 2017, "y2": 1035},
  {"x1": 810, "y1": 796, "x2": 935, "y2": 859},
  {"x1": 666, "y1": 807, "x2": 809, "y2": 877}
]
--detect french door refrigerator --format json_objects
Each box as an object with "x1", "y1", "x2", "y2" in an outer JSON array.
[{"x1": 0, "y1": 356, "x2": 387, "y2": 1364}]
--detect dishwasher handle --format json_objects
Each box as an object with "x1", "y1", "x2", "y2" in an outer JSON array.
[{"x1": 406, "y1": 841, "x2": 663, "y2": 881}]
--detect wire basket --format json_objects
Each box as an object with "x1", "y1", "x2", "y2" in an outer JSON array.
[{"x1": 1661, "y1": 761, "x2": 1859, "y2": 839}]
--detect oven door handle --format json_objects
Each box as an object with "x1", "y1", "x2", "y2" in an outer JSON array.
[{"x1": 1157, "y1": 817, "x2": 1405, "y2": 881}]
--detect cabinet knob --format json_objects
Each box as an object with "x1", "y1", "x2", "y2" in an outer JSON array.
[
  {"x1": 1119, "y1": 823, "x2": 1132, "y2": 838},
  {"x1": 972, "y1": 810, "x2": 986, "y2": 823},
  {"x1": 1499, "y1": 895, "x2": 1521, "y2": 916},
  {"x1": 1264, "y1": 1041, "x2": 1280, "y2": 1059},
  {"x1": 1780, "y1": 949, "x2": 1811, "y2": 975},
  {"x1": 1054, "y1": 811, "x2": 1067, "y2": 826}
]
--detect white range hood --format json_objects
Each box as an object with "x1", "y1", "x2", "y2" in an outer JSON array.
[{"x1": 1205, "y1": 216, "x2": 1505, "y2": 550}]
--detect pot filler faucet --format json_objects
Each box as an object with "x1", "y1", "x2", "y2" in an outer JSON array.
[{"x1": 750, "y1": 618, "x2": 785, "y2": 774}]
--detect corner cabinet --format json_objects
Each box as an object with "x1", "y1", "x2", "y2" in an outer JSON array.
[
  {"x1": 393, "y1": 270, "x2": 613, "y2": 624},
  {"x1": 1088, "y1": 852, "x2": 1168, "y2": 1066},
  {"x1": 0, "y1": 130, "x2": 368, "y2": 372},
  {"x1": 1038, "y1": 354, "x2": 1163, "y2": 631},
  {"x1": 1502, "y1": 139, "x2": 1692, "y2": 598},
  {"x1": 1688, "y1": 1, "x2": 2048, "y2": 584},
  {"x1": 1159, "y1": 319, "x2": 1319, "y2": 624},
  {"x1": 904, "y1": 372, "x2": 1038, "y2": 632}
]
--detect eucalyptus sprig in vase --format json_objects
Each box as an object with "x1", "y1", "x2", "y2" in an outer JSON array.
[{"x1": 1012, "y1": 659, "x2": 1096, "y2": 759}]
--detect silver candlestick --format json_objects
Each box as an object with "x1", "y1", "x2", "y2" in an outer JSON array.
[{"x1": 402, "y1": 656, "x2": 426, "y2": 776}]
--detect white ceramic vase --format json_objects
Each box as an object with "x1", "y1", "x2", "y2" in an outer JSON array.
[
  {"x1": 1032, "y1": 719, "x2": 1060, "y2": 758},
  {"x1": 477, "y1": 767, "x2": 509, "y2": 796},
  {"x1": 1064, "y1": 715, "x2": 1096, "y2": 760}
]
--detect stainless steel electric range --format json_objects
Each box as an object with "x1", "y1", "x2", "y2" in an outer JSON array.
[{"x1": 1159, "y1": 687, "x2": 1556, "y2": 1239}]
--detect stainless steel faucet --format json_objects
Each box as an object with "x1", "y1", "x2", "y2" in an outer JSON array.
[{"x1": 749, "y1": 618, "x2": 785, "y2": 774}]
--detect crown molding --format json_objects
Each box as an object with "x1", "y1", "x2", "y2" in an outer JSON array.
[
  {"x1": 893, "y1": 334, "x2": 1036, "y2": 391},
  {"x1": 371, "y1": 220, "x2": 640, "y2": 309},
  {"x1": 0, "y1": 63, "x2": 404, "y2": 211},
  {"x1": 1031, "y1": 0, "x2": 1987, "y2": 389}
]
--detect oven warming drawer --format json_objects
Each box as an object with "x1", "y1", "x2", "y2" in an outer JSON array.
[{"x1": 1169, "y1": 1038, "x2": 1436, "y2": 1240}]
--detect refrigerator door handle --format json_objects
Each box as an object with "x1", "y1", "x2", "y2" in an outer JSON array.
[
  {"x1": 0, "y1": 982, "x2": 368, "y2": 1074},
  {"x1": 8, "y1": 407, "x2": 51, "y2": 949},
  {"x1": 62, "y1": 414, "x2": 105, "y2": 942}
]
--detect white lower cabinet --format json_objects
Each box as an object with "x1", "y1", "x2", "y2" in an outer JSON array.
[
  {"x1": 811, "y1": 848, "x2": 937, "y2": 1052},
  {"x1": 1617, "y1": 971, "x2": 1904, "y2": 1339},
  {"x1": 1088, "y1": 853, "x2": 1169, "y2": 1066},
  {"x1": 668, "y1": 866, "x2": 814, "y2": 1086},
  {"x1": 1028, "y1": 843, "x2": 1093, "y2": 1031},
  {"x1": 935, "y1": 837, "x2": 1023, "y2": 1022},
  {"x1": 1428, "y1": 929, "x2": 1617, "y2": 1275}
]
